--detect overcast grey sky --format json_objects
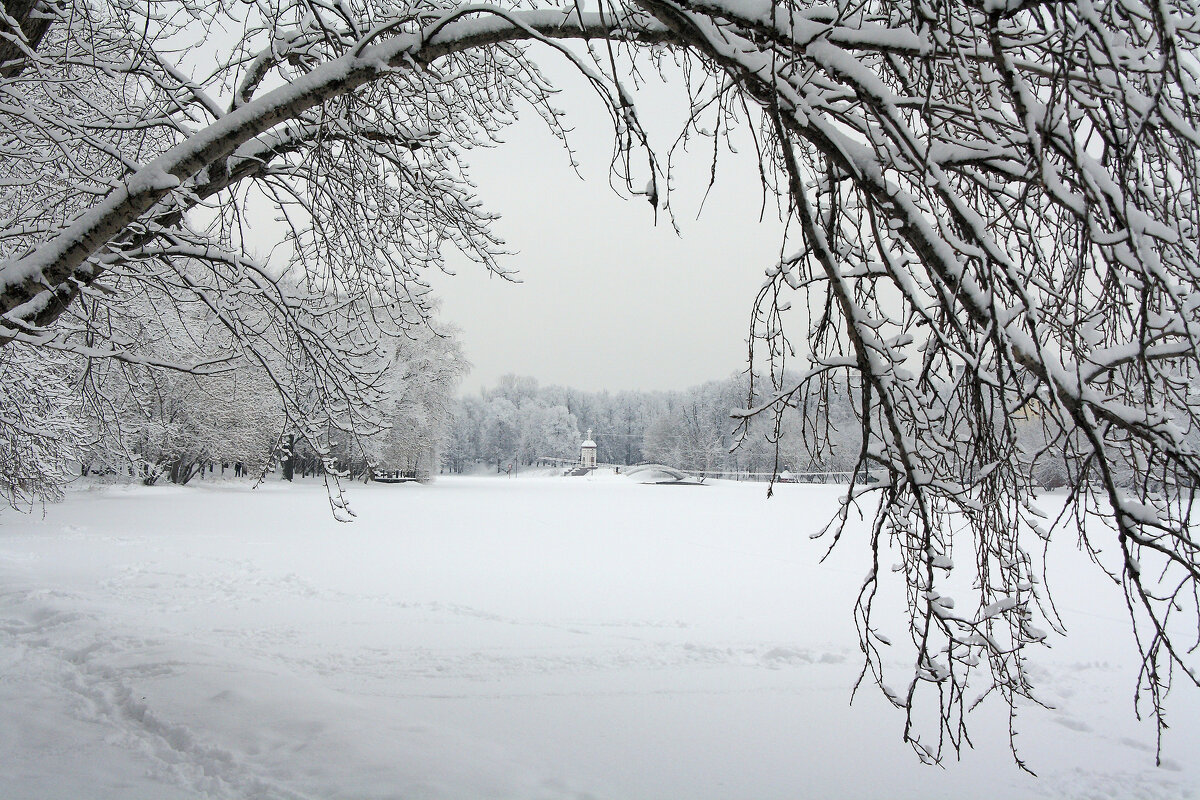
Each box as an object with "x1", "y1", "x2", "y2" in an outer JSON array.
[{"x1": 427, "y1": 49, "x2": 790, "y2": 395}]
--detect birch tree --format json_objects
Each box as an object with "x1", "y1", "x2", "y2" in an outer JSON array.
[{"x1": 3, "y1": 0, "x2": 1200, "y2": 766}]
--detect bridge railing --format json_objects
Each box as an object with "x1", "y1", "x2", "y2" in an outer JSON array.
[{"x1": 536, "y1": 457, "x2": 875, "y2": 483}]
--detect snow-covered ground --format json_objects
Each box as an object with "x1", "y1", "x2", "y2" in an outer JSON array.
[{"x1": 1, "y1": 474, "x2": 1196, "y2": 799}]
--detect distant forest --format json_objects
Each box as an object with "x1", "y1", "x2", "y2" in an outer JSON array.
[
  {"x1": 445, "y1": 373, "x2": 1077, "y2": 488},
  {"x1": 445, "y1": 373, "x2": 865, "y2": 478}
]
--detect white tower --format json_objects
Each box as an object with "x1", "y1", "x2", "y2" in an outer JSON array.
[{"x1": 580, "y1": 429, "x2": 597, "y2": 469}]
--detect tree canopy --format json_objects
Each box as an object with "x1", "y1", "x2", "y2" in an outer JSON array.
[{"x1": 3, "y1": 0, "x2": 1200, "y2": 767}]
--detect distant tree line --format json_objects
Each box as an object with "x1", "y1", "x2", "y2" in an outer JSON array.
[
  {"x1": 445, "y1": 373, "x2": 867, "y2": 478},
  {"x1": 288, "y1": 324, "x2": 467, "y2": 482},
  {"x1": 445, "y1": 373, "x2": 1118, "y2": 489},
  {"x1": 0, "y1": 266, "x2": 466, "y2": 506}
]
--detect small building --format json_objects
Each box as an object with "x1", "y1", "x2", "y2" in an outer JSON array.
[{"x1": 580, "y1": 429, "x2": 597, "y2": 469}]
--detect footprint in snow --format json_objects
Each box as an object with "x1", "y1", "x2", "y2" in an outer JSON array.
[
  {"x1": 1054, "y1": 716, "x2": 1092, "y2": 733},
  {"x1": 1119, "y1": 736, "x2": 1153, "y2": 753},
  {"x1": 760, "y1": 647, "x2": 814, "y2": 666}
]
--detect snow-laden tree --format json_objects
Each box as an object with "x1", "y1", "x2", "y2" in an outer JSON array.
[
  {"x1": 770, "y1": 375, "x2": 862, "y2": 476},
  {"x1": 360, "y1": 322, "x2": 468, "y2": 477},
  {"x1": 443, "y1": 394, "x2": 486, "y2": 472},
  {"x1": 4, "y1": 0, "x2": 1200, "y2": 766},
  {"x1": 75, "y1": 276, "x2": 285, "y2": 484},
  {"x1": 643, "y1": 398, "x2": 728, "y2": 472},
  {"x1": 105, "y1": 362, "x2": 281, "y2": 485},
  {"x1": 482, "y1": 395, "x2": 521, "y2": 467},
  {"x1": 641, "y1": 412, "x2": 685, "y2": 466},
  {"x1": 0, "y1": 342, "x2": 86, "y2": 508},
  {"x1": 518, "y1": 402, "x2": 581, "y2": 462}
]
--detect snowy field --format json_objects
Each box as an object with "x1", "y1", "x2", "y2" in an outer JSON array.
[{"x1": 1, "y1": 474, "x2": 1197, "y2": 800}]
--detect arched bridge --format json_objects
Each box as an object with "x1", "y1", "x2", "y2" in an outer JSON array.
[{"x1": 622, "y1": 464, "x2": 696, "y2": 483}]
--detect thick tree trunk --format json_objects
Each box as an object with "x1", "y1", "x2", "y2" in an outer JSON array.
[
  {"x1": 1, "y1": 1, "x2": 58, "y2": 78},
  {"x1": 281, "y1": 434, "x2": 294, "y2": 481}
]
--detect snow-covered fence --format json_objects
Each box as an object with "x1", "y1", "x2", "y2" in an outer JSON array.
[
  {"x1": 666, "y1": 468, "x2": 876, "y2": 484},
  {"x1": 539, "y1": 456, "x2": 875, "y2": 484}
]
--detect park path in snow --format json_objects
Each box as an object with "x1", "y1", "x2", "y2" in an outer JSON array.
[{"x1": 0, "y1": 475, "x2": 1196, "y2": 799}]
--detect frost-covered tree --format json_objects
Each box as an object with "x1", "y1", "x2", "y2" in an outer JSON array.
[
  {"x1": 0, "y1": 343, "x2": 86, "y2": 508},
  {"x1": 104, "y1": 361, "x2": 280, "y2": 485},
  {"x1": 642, "y1": 397, "x2": 727, "y2": 472},
  {"x1": 518, "y1": 403, "x2": 580, "y2": 463},
  {"x1": 454, "y1": 376, "x2": 584, "y2": 467},
  {"x1": 482, "y1": 396, "x2": 520, "y2": 468},
  {"x1": 641, "y1": 412, "x2": 685, "y2": 467},
  {"x1": 443, "y1": 394, "x2": 485, "y2": 472},
  {"x1": 360, "y1": 322, "x2": 468, "y2": 477},
  {"x1": 76, "y1": 279, "x2": 284, "y2": 485},
  {"x1": 4, "y1": 0, "x2": 1200, "y2": 766},
  {"x1": 771, "y1": 375, "x2": 862, "y2": 476}
]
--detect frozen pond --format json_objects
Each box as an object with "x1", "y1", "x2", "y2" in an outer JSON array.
[{"x1": 1, "y1": 475, "x2": 1196, "y2": 799}]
